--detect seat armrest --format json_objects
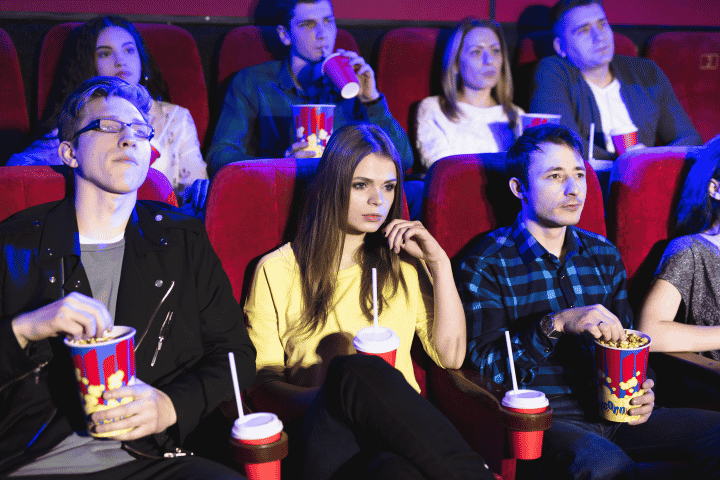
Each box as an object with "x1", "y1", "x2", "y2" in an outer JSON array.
[
  {"x1": 662, "y1": 352, "x2": 720, "y2": 374},
  {"x1": 650, "y1": 351, "x2": 720, "y2": 411},
  {"x1": 446, "y1": 368, "x2": 553, "y2": 432}
]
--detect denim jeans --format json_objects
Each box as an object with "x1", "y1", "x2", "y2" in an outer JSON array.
[
  {"x1": 539, "y1": 395, "x2": 720, "y2": 480},
  {"x1": 296, "y1": 354, "x2": 494, "y2": 480}
]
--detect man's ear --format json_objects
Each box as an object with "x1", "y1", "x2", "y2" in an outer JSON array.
[
  {"x1": 553, "y1": 37, "x2": 566, "y2": 58},
  {"x1": 58, "y1": 141, "x2": 78, "y2": 168},
  {"x1": 709, "y1": 178, "x2": 720, "y2": 201},
  {"x1": 277, "y1": 25, "x2": 292, "y2": 47},
  {"x1": 509, "y1": 177, "x2": 526, "y2": 201}
]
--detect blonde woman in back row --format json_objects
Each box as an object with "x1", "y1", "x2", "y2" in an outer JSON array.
[{"x1": 416, "y1": 18, "x2": 523, "y2": 170}]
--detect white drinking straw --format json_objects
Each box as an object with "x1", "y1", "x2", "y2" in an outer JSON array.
[
  {"x1": 228, "y1": 352, "x2": 244, "y2": 418},
  {"x1": 504, "y1": 330, "x2": 519, "y2": 392},
  {"x1": 588, "y1": 122, "x2": 595, "y2": 162},
  {"x1": 372, "y1": 267, "x2": 378, "y2": 329}
]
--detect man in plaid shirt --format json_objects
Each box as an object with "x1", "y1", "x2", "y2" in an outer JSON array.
[{"x1": 457, "y1": 124, "x2": 720, "y2": 479}]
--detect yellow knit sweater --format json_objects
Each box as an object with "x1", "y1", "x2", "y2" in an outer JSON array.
[{"x1": 244, "y1": 243, "x2": 442, "y2": 393}]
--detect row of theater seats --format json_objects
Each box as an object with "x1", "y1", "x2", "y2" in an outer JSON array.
[
  {"x1": 0, "y1": 23, "x2": 360, "y2": 154},
  {"x1": 1, "y1": 23, "x2": 720, "y2": 159},
  {"x1": 1, "y1": 145, "x2": 718, "y2": 478}
]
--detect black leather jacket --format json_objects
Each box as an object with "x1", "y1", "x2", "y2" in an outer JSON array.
[{"x1": 0, "y1": 197, "x2": 256, "y2": 474}]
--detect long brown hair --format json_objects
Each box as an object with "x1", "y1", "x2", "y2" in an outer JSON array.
[
  {"x1": 43, "y1": 16, "x2": 168, "y2": 129},
  {"x1": 292, "y1": 124, "x2": 407, "y2": 336},
  {"x1": 439, "y1": 18, "x2": 517, "y2": 126}
]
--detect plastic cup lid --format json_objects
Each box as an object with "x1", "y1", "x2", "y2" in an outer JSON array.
[
  {"x1": 610, "y1": 126, "x2": 638, "y2": 136},
  {"x1": 232, "y1": 412, "x2": 283, "y2": 440},
  {"x1": 521, "y1": 113, "x2": 561, "y2": 119},
  {"x1": 353, "y1": 326, "x2": 400, "y2": 353},
  {"x1": 502, "y1": 389, "x2": 549, "y2": 409}
]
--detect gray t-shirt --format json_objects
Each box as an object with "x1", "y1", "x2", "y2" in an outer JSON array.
[
  {"x1": 80, "y1": 238, "x2": 126, "y2": 320},
  {"x1": 655, "y1": 234, "x2": 720, "y2": 361},
  {"x1": 10, "y1": 238, "x2": 134, "y2": 476}
]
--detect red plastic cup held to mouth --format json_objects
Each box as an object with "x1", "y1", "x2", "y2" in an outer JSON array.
[{"x1": 322, "y1": 52, "x2": 360, "y2": 99}]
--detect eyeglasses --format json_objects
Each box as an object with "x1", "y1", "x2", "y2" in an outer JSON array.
[{"x1": 72, "y1": 118, "x2": 155, "y2": 141}]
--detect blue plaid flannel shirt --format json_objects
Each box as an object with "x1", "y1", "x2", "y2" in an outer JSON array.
[{"x1": 457, "y1": 215, "x2": 633, "y2": 397}]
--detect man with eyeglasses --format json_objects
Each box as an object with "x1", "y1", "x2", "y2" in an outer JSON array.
[
  {"x1": 530, "y1": 0, "x2": 701, "y2": 161},
  {"x1": 0, "y1": 77, "x2": 255, "y2": 479}
]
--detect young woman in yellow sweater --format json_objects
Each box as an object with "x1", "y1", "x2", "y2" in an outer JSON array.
[{"x1": 244, "y1": 123, "x2": 492, "y2": 480}]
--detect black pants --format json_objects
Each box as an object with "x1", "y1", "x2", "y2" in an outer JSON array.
[
  {"x1": 296, "y1": 354, "x2": 494, "y2": 480},
  {"x1": 3, "y1": 456, "x2": 245, "y2": 480}
]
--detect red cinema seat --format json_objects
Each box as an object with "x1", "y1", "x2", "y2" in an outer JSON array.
[
  {"x1": 0, "y1": 28, "x2": 30, "y2": 164},
  {"x1": 645, "y1": 32, "x2": 720, "y2": 143},
  {"x1": 515, "y1": 30, "x2": 637, "y2": 68},
  {"x1": 375, "y1": 27, "x2": 442, "y2": 136},
  {"x1": 514, "y1": 30, "x2": 637, "y2": 110},
  {"x1": 206, "y1": 158, "x2": 408, "y2": 306},
  {"x1": 421, "y1": 154, "x2": 609, "y2": 479},
  {"x1": 216, "y1": 25, "x2": 359, "y2": 101},
  {"x1": 205, "y1": 158, "x2": 521, "y2": 480},
  {"x1": 607, "y1": 146, "x2": 720, "y2": 411},
  {"x1": 37, "y1": 23, "x2": 210, "y2": 147},
  {"x1": 0, "y1": 165, "x2": 177, "y2": 222},
  {"x1": 606, "y1": 147, "x2": 690, "y2": 300},
  {"x1": 423, "y1": 153, "x2": 605, "y2": 263}
]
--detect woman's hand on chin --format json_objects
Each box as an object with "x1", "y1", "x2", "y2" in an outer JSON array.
[{"x1": 383, "y1": 219, "x2": 449, "y2": 266}]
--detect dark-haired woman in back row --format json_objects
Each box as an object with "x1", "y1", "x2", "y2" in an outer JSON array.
[{"x1": 9, "y1": 16, "x2": 207, "y2": 208}]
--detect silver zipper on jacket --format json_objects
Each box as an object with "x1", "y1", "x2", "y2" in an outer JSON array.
[
  {"x1": 135, "y1": 281, "x2": 175, "y2": 352},
  {"x1": 151, "y1": 311, "x2": 173, "y2": 367}
]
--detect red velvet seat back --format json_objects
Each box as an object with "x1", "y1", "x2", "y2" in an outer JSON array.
[
  {"x1": 375, "y1": 27, "x2": 442, "y2": 134},
  {"x1": 217, "y1": 25, "x2": 359, "y2": 92},
  {"x1": 422, "y1": 153, "x2": 606, "y2": 263},
  {"x1": 515, "y1": 30, "x2": 638, "y2": 67},
  {"x1": 0, "y1": 28, "x2": 29, "y2": 136},
  {"x1": 0, "y1": 165, "x2": 178, "y2": 223},
  {"x1": 38, "y1": 23, "x2": 210, "y2": 147},
  {"x1": 645, "y1": 32, "x2": 720, "y2": 143},
  {"x1": 606, "y1": 147, "x2": 691, "y2": 305}
]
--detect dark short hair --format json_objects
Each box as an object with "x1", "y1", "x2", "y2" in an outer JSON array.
[
  {"x1": 275, "y1": 0, "x2": 327, "y2": 29},
  {"x1": 550, "y1": 0, "x2": 603, "y2": 37},
  {"x1": 506, "y1": 124, "x2": 583, "y2": 188},
  {"x1": 58, "y1": 76, "x2": 152, "y2": 142},
  {"x1": 674, "y1": 137, "x2": 720, "y2": 236}
]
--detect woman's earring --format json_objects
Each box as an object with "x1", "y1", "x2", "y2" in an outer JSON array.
[{"x1": 144, "y1": 75, "x2": 149, "y2": 82}]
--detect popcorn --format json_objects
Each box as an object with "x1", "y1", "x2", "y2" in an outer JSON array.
[
  {"x1": 66, "y1": 332, "x2": 114, "y2": 345},
  {"x1": 304, "y1": 133, "x2": 325, "y2": 157},
  {"x1": 596, "y1": 331, "x2": 649, "y2": 349}
]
